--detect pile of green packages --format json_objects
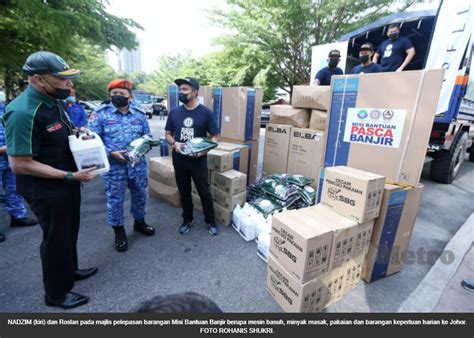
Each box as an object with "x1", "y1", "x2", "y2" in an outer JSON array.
[
  {"x1": 180, "y1": 138, "x2": 218, "y2": 157},
  {"x1": 125, "y1": 135, "x2": 161, "y2": 167}
]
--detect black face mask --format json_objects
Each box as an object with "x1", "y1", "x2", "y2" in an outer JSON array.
[
  {"x1": 359, "y1": 55, "x2": 370, "y2": 64},
  {"x1": 111, "y1": 95, "x2": 129, "y2": 108},
  {"x1": 42, "y1": 76, "x2": 71, "y2": 100},
  {"x1": 328, "y1": 60, "x2": 339, "y2": 69},
  {"x1": 389, "y1": 33, "x2": 399, "y2": 41},
  {"x1": 178, "y1": 92, "x2": 191, "y2": 104}
]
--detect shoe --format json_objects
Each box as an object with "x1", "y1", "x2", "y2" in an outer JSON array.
[
  {"x1": 461, "y1": 279, "x2": 474, "y2": 292},
  {"x1": 45, "y1": 292, "x2": 89, "y2": 309},
  {"x1": 113, "y1": 226, "x2": 128, "y2": 252},
  {"x1": 133, "y1": 220, "x2": 155, "y2": 236},
  {"x1": 10, "y1": 217, "x2": 38, "y2": 227},
  {"x1": 0, "y1": 232, "x2": 5, "y2": 243},
  {"x1": 74, "y1": 267, "x2": 98, "y2": 281},
  {"x1": 179, "y1": 220, "x2": 195, "y2": 235},
  {"x1": 208, "y1": 224, "x2": 219, "y2": 236}
]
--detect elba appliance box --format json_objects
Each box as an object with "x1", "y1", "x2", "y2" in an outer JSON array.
[
  {"x1": 309, "y1": 110, "x2": 327, "y2": 131},
  {"x1": 319, "y1": 166, "x2": 385, "y2": 223},
  {"x1": 269, "y1": 105, "x2": 310, "y2": 128},
  {"x1": 324, "y1": 70, "x2": 444, "y2": 187},
  {"x1": 198, "y1": 86, "x2": 214, "y2": 110},
  {"x1": 291, "y1": 85, "x2": 331, "y2": 111},
  {"x1": 213, "y1": 87, "x2": 263, "y2": 142},
  {"x1": 286, "y1": 128, "x2": 326, "y2": 188},
  {"x1": 263, "y1": 124, "x2": 292, "y2": 177},
  {"x1": 299, "y1": 205, "x2": 374, "y2": 271},
  {"x1": 363, "y1": 184, "x2": 424, "y2": 283}
]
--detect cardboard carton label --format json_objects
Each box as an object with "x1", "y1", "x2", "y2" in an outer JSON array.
[{"x1": 343, "y1": 108, "x2": 406, "y2": 148}]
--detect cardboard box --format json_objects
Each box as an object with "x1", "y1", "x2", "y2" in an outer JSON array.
[
  {"x1": 218, "y1": 140, "x2": 258, "y2": 184},
  {"x1": 210, "y1": 186, "x2": 246, "y2": 211},
  {"x1": 167, "y1": 85, "x2": 179, "y2": 112},
  {"x1": 214, "y1": 203, "x2": 232, "y2": 226},
  {"x1": 269, "y1": 105, "x2": 310, "y2": 128},
  {"x1": 342, "y1": 255, "x2": 365, "y2": 293},
  {"x1": 309, "y1": 110, "x2": 327, "y2": 131},
  {"x1": 148, "y1": 178, "x2": 181, "y2": 208},
  {"x1": 211, "y1": 170, "x2": 247, "y2": 195},
  {"x1": 291, "y1": 86, "x2": 331, "y2": 111},
  {"x1": 213, "y1": 87, "x2": 263, "y2": 142},
  {"x1": 263, "y1": 124, "x2": 291, "y2": 177},
  {"x1": 198, "y1": 86, "x2": 213, "y2": 110},
  {"x1": 320, "y1": 166, "x2": 385, "y2": 223},
  {"x1": 324, "y1": 70, "x2": 444, "y2": 186},
  {"x1": 207, "y1": 149, "x2": 233, "y2": 172},
  {"x1": 286, "y1": 128, "x2": 326, "y2": 187},
  {"x1": 299, "y1": 205, "x2": 374, "y2": 270},
  {"x1": 363, "y1": 184, "x2": 423, "y2": 283},
  {"x1": 149, "y1": 157, "x2": 177, "y2": 187},
  {"x1": 270, "y1": 209, "x2": 333, "y2": 283}
]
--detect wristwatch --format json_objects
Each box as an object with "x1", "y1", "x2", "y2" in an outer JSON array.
[{"x1": 63, "y1": 171, "x2": 75, "y2": 182}]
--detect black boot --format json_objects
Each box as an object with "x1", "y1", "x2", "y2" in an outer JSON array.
[
  {"x1": 10, "y1": 216, "x2": 38, "y2": 227},
  {"x1": 113, "y1": 226, "x2": 128, "y2": 252},
  {"x1": 0, "y1": 232, "x2": 5, "y2": 243},
  {"x1": 133, "y1": 220, "x2": 155, "y2": 236}
]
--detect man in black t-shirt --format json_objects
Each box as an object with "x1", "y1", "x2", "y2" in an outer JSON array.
[
  {"x1": 165, "y1": 77, "x2": 220, "y2": 236},
  {"x1": 351, "y1": 42, "x2": 382, "y2": 74},
  {"x1": 373, "y1": 24, "x2": 416, "y2": 72},
  {"x1": 313, "y1": 50, "x2": 344, "y2": 86}
]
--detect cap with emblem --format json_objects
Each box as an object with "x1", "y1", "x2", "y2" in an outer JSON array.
[
  {"x1": 22, "y1": 51, "x2": 81, "y2": 79},
  {"x1": 328, "y1": 50, "x2": 341, "y2": 58},
  {"x1": 174, "y1": 77, "x2": 200, "y2": 91},
  {"x1": 107, "y1": 79, "x2": 133, "y2": 92},
  {"x1": 360, "y1": 42, "x2": 374, "y2": 51}
]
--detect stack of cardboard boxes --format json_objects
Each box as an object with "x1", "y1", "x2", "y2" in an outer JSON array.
[
  {"x1": 267, "y1": 166, "x2": 385, "y2": 312},
  {"x1": 192, "y1": 150, "x2": 247, "y2": 226},
  {"x1": 148, "y1": 157, "x2": 181, "y2": 208},
  {"x1": 263, "y1": 86, "x2": 331, "y2": 187}
]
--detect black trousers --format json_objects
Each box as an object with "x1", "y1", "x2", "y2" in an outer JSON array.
[
  {"x1": 173, "y1": 154, "x2": 215, "y2": 225},
  {"x1": 29, "y1": 184, "x2": 81, "y2": 300}
]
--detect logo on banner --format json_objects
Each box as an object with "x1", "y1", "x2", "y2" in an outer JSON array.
[{"x1": 344, "y1": 108, "x2": 406, "y2": 148}]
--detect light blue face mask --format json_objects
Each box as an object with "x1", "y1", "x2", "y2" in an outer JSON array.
[{"x1": 66, "y1": 96, "x2": 76, "y2": 103}]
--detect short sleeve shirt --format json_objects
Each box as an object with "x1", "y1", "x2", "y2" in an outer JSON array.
[
  {"x1": 351, "y1": 63, "x2": 382, "y2": 74},
  {"x1": 315, "y1": 66, "x2": 344, "y2": 86},
  {"x1": 376, "y1": 36, "x2": 414, "y2": 72}
]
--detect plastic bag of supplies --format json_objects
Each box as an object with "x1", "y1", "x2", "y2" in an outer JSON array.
[{"x1": 125, "y1": 135, "x2": 161, "y2": 167}]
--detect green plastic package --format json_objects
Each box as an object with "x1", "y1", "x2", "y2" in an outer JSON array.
[
  {"x1": 287, "y1": 175, "x2": 314, "y2": 187},
  {"x1": 180, "y1": 138, "x2": 218, "y2": 157},
  {"x1": 295, "y1": 185, "x2": 316, "y2": 205},
  {"x1": 250, "y1": 197, "x2": 283, "y2": 217},
  {"x1": 125, "y1": 135, "x2": 161, "y2": 167},
  {"x1": 261, "y1": 178, "x2": 298, "y2": 201}
]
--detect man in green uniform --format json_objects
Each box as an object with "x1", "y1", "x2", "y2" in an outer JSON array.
[{"x1": 3, "y1": 51, "x2": 98, "y2": 309}]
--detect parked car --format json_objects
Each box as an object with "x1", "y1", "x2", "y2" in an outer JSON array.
[
  {"x1": 261, "y1": 104, "x2": 270, "y2": 128},
  {"x1": 152, "y1": 96, "x2": 168, "y2": 116}
]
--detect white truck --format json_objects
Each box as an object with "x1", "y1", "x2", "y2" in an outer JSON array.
[{"x1": 311, "y1": 0, "x2": 474, "y2": 183}]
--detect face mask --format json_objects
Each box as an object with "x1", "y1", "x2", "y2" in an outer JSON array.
[
  {"x1": 389, "y1": 33, "x2": 399, "y2": 40},
  {"x1": 178, "y1": 92, "x2": 191, "y2": 104},
  {"x1": 328, "y1": 60, "x2": 339, "y2": 69},
  {"x1": 66, "y1": 96, "x2": 76, "y2": 104},
  {"x1": 359, "y1": 55, "x2": 370, "y2": 64},
  {"x1": 41, "y1": 76, "x2": 71, "y2": 100},
  {"x1": 111, "y1": 95, "x2": 129, "y2": 108}
]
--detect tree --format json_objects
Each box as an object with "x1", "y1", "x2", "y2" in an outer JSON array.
[
  {"x1": 0, "y1": 0, "x2": 141, "y2": 99},
  {"x1": 211, "y1": 0, "x2": 418, "y2": 99}
]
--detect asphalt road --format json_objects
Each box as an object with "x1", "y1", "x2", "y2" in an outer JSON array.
[{"x1": 0, "y1": 117, "x2": 473, "y2": 312}]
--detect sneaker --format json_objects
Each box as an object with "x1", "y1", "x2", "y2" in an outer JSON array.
[
  {"x1": 179, "y1": 220, "x2": 195, "y2": 235},
  {"x1": 461, "y1": 279, "x2": 474, "y2": 292},
  {"x1": 208, "y1": 224, "x2": 219, "y2": 236},
  {"x1": 10, "y1": 216, "x2": 38, "y2": 227}
]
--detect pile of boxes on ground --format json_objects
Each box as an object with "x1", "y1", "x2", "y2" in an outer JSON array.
[
  {"x1": 148, "y1": 85, "x2": 263, "y2": 226},
  {"x1": 263, "y1": 69, "x2": 444, "y2": 311}
]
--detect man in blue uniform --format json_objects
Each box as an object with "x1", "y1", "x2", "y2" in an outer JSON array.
[
  {"x1": 313, "y1": 50, "x2": 344, "y2": 86},
  {"x1": 373, "y1": 24, "x2": 416, "y2": 72},
  {"x1": 165, "y1": 77, "x2": 220, "y2": 236},
  {"x1": 65, "y1": 90, "x2": 88, "y2": 128},
  {"x1": 0, "y1": 102, "x2": 37, "y2": 244},
  {"x1": 351, "y1": 43, "x2": 382, "y2": 74},
  {"x1": 89, "y1": 79, "x2": 155, "y2": 252}
]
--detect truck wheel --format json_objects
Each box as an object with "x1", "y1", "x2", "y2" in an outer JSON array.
[{"x1": 430, "y1": 132, "x2": 468, "y2": 183}]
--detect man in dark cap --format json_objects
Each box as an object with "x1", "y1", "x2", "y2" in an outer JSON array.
[
  {"x1": 165, "y1": 77, "x2": 220, "y2": 236},
  {"x1": 89, "y1": 79, "x2": 155, "y2": 252},
  {"x1": 351, "y1": 43, "x2": 382, "y2": 74},
  {"x1": 373, "y1": 23, "x2": 415, "y2": 72},
  {"x1": 2, "y1": 51, "x2": 98, "y2": 309},
  {"x1": 313, "y1": 50, "x2": 344, "y2": 86}
]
